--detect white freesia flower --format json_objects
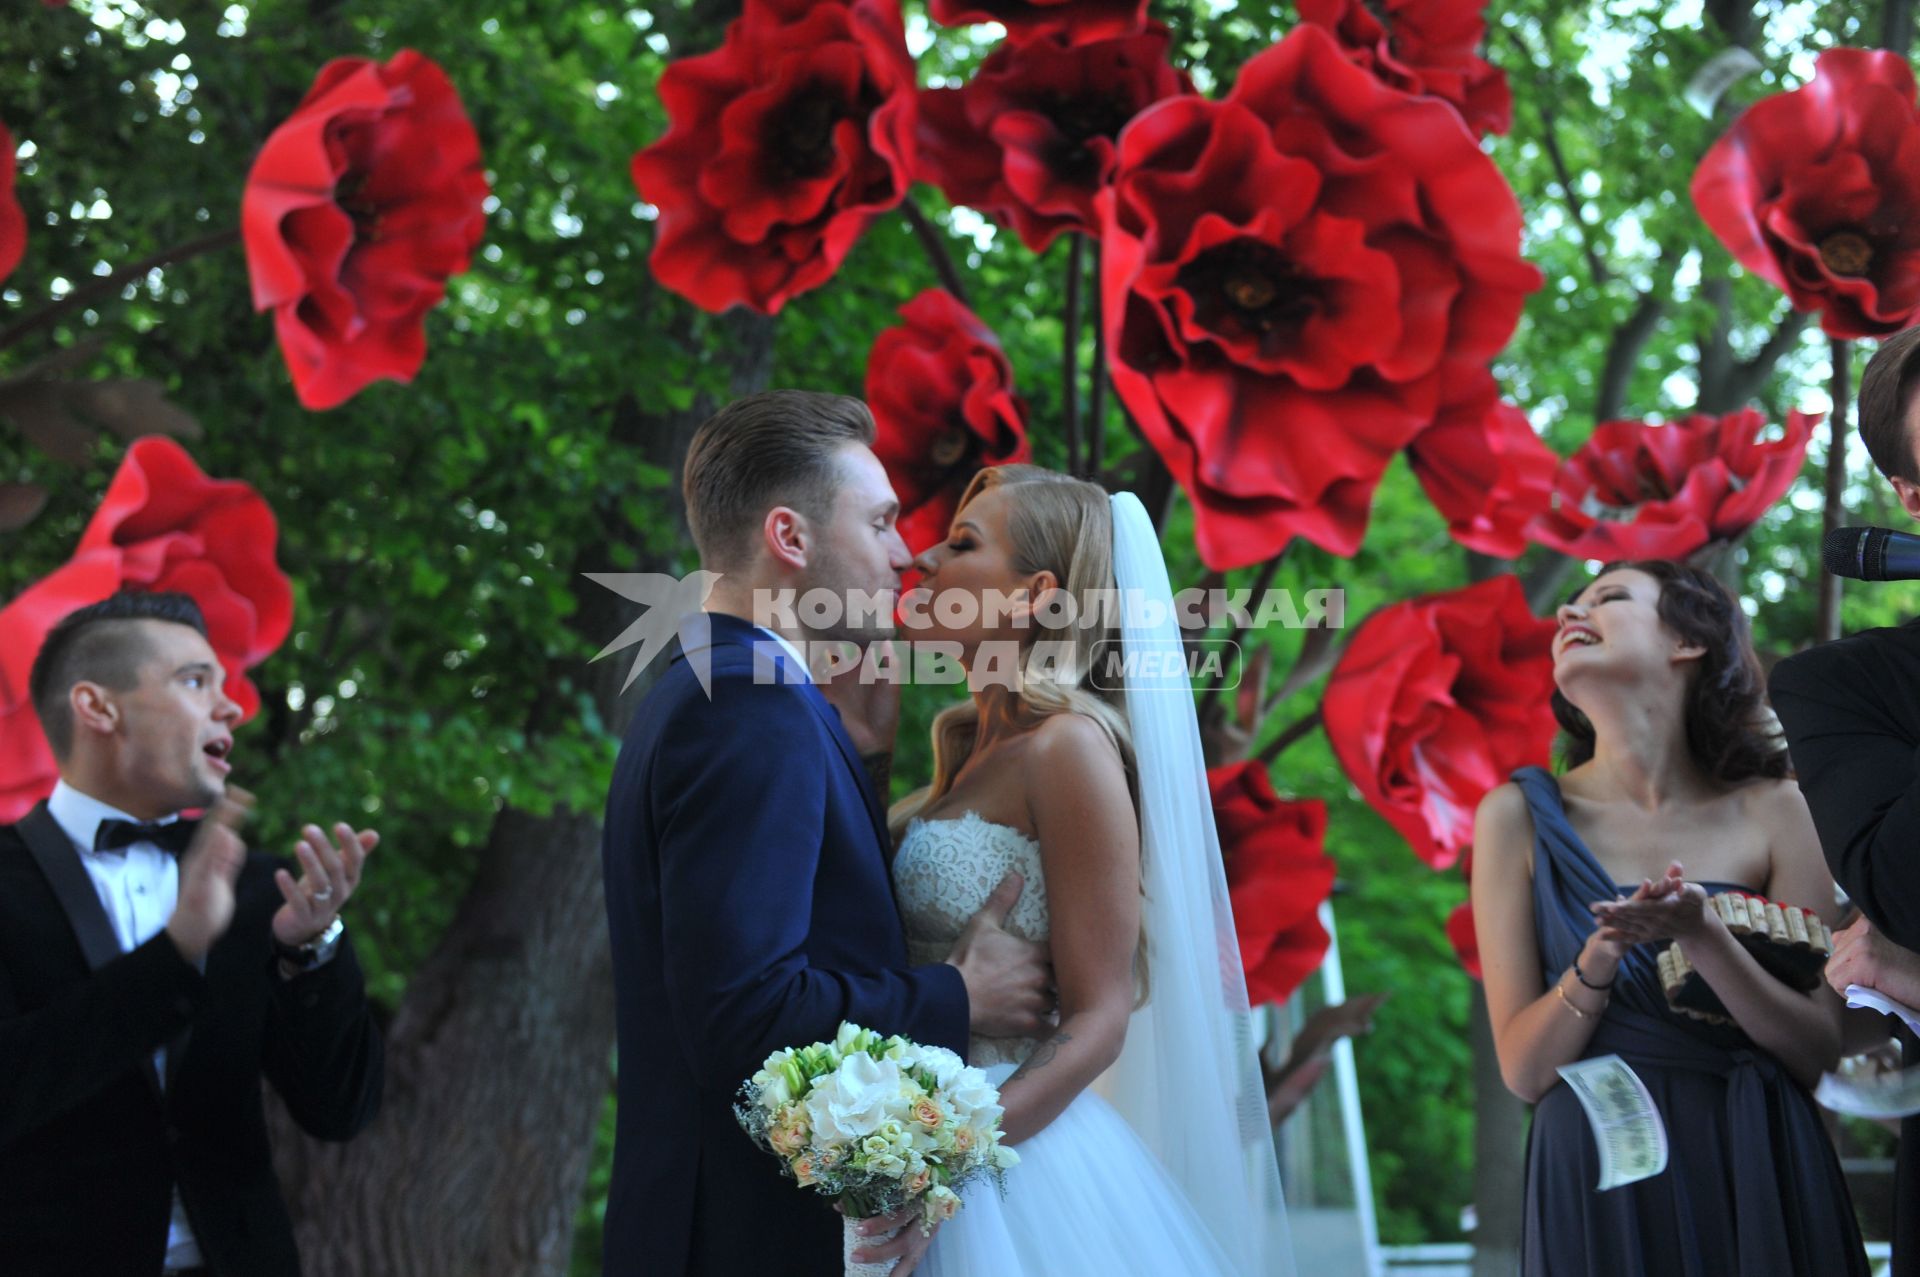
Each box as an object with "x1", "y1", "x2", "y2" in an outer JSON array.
[{"x1": 750, "y1": 1067, "x2": 793, "y2": 1108}]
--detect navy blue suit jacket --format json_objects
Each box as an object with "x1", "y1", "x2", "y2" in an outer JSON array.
[{"x1": 601, "y1": 612, "x2": 970, "y2": 1276}]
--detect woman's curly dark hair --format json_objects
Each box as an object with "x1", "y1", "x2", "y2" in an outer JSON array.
[{"x1": 1551, "y1": 559, "x2": 1789, "y2": 784}]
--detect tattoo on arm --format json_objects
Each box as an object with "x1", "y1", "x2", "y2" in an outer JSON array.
[{"x1": 1008, "y1": 1030, "x2": 1072, "y2": 1083}]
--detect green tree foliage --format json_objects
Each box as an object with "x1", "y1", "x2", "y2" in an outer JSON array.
[{"x1": 4, "y1": 0, "x2": 1914, "y2": 1264}]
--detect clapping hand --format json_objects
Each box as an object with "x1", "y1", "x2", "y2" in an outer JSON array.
[
  {"x1": 1590, "y1": 862, "x2": 1712, "y2": 946},
  {"x1": 271, "y1": 821, "x2": 377, "y2": 947},
  {"x1": 165, "y1": 787, "x2": 255, "y2": 961}
]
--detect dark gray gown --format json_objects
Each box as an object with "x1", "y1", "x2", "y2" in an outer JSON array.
[{"x1": 1512, "y1": 766, "x2": 1868, "y2": 1277}]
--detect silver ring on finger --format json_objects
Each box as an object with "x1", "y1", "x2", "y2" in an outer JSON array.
[{"x1": 310, "y1": 887, "x2": 334, "y2": 903}]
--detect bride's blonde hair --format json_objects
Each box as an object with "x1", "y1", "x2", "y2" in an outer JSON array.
[
  {"x1": 887, "y1": 465, "x2": 1148, "y2": 1000},
  {"x1": 888, "y1": 464, "x2": 1134, "y2": 836}
]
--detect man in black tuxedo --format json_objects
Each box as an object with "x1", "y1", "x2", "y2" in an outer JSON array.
[
  {"x1": 1771, "y1": 323, "x2": 1920, "y2": 1277},
  {"x1": 601, "y1": 391, "x2": 1052, "y2": 1276},
  {"x1": 0, "y1": 592, "x2": 384, "y2": 1276}
]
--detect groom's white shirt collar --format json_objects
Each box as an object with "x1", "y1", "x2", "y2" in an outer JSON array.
[{"x1": 752, "y1": 626, "x2": 812, "y2": 683}]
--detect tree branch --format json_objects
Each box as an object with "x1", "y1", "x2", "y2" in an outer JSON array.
[
  {"x1": 0, "y1": 227, "x2": 241, "y2": 354},
  {"x1": 1256, "y1": 706, "x2": 1323, "y2": 766},
  {"x1": 1723, "y1": 308, "x2": 1811, "y2": 408},
  {"x1": 1200, "y1": 550, "x2": 1286, "y2": 717},
  {"x1": 898, "y1": 199, "x2": 970, "y2": 308},
  {"x1": 1500, "y1": 26, "x2": 1608, "y2": 287},
  {"x1": 1595, "y1": 250, "x2": 1675, "y2": 423},
  {"x1": 1699, "y1": 283, "x2": 1809, "y2": 413}
]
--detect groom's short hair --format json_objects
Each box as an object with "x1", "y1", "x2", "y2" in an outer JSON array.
[
  {"x1": 682, "y1": 390, "x2": 877, "y2": 570},
  {"x1": 1860, "y1": 323, "x2": 1920, "y2": 484}
]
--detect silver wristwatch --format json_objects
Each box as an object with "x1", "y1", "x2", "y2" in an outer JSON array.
[{"x1": 275, "y1": 916, "x2": 344, "y2": 972}]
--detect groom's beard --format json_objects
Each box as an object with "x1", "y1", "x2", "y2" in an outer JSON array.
[{"x1": 790, "y1": 571, "x2": 900, "y2": 647}]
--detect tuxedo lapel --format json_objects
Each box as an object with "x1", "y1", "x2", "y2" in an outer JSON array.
[
  {"x1": 18, "y1": 803, "x2": 121, "y2": 973},
  {"x1": 18, "y1": 802, "x2": 172, "y2": 1103}
]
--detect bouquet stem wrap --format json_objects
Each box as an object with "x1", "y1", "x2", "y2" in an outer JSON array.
[{"x1": 843, "y1": 1215, "x2": 904, "y2": 1277}]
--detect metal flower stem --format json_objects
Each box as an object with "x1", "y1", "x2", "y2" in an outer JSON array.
[
  {"x1": 898, "y1": 199, "x2": 970, "y2": 308},
  {"x1": 1816, "y1": 337, "x2": 1850, "y2": 643},
  {"x1": 1087, "y1": 241, "x2": 1109, "y2": 481},
  {"x1": 1062, "y1": 232, "x2": 1084, "y2": 477}
]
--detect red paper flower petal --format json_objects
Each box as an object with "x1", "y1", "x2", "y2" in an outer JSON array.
[
  {"x1": 1526, "y1": 409, "x2": 1816, "y2": 561},
  {"x1": 867, "y1": 290, "x2": 1032, "y2": 554},
  {"x1": 1323, "y1": 576, "x2": 1556, "y2": 869},
  {"x1": 1298, "y1": 0, "x2": 1511, "y2": 137},
  {"x1": 0, "y1": 119, "x2": 26, "y2": 283},
  {"x1": 633, "y1": 0, "x2": 918, "y2": 315},
  {"x1": 915, "y1": 27, "x2": 1191, "y2": 252},
  {"x1": 927, "y1": 0, "x2": 1149, "y2": 45},
  {"x1": 1211, "y1": 761, "x2": 1336, "y2": 1005},
  {"x1": 1693, "y1": 47, "x2": 1920, "y2": 339},
  {"x1": 1101, "y1": 26, "x2": 1538, "y2": 570},
  {"x1": 242, "y1": 50, "x2": 488, "y2": 409}
]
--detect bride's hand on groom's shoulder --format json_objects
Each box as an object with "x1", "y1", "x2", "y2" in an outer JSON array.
[
  {"x1": 817, "y1": 644, "x2": 901, "y2": 758},
  {"x1": 947, "y1": 872, "x2": 1055, "y2": 1039}
]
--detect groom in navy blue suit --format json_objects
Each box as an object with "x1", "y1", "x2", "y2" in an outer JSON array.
[{"x1": 601, "y1": 391, "x2": 1053, "y2": 1276}]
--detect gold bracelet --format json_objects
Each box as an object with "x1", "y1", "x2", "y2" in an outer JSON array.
[{"x1": 1556, "y1": 979, "x2": 1604, "y2": 1020}]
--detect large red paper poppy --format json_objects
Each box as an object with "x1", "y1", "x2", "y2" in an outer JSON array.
[
  {"x1": 1407, "y1": 369, "x2": 1559, "y2": 558},
  {"x1": 0, "y1": 438, "x2": 293, "y2": 821},
  {"x1": 632, "y1": 0, "x2": 918, "y2": 316},
  {"x1": 1100, "y1": 25, "x2": 1540, "y2": 570},
  {"x1": 1211, "y1": 761, "x2": 1335, "y2": 1006},
  {"x1": 1323, "y1": 576, "x2": 1556, "y2": 871},
  {"x1": 1693, "y1": 48, "x2": 1920, "y2": 340},
  {"x1": 242, "y1": 50, "x2": 489, "y2": 410},
  {"x1": 917, "y1": 26, "x2": 1191, "y2": 252},
  {"x1": 0, "y1": 120, "x2": 25, "y2": 283},
  {"x1": 1298, "y1": 0, "x2": 1511, "y2": 137},
  {"x1": 928, "y1": 0, "x2": 1148, "y2": 45},
  {"x1": 1527, "y1": 409, "x2": 1816, "y2": 562},
  {"x1": 867, "y1": 289, "x2": 1031, "y2": 555}
]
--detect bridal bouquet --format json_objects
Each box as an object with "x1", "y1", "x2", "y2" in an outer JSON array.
[{"x1": 735, "y1": 1021, "x2": 1019, "y2": 1276}]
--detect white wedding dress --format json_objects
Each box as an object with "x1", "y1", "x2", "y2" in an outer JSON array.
[{"x1": 893, "y1": 810, "x2": 1244, "y2": 1276}]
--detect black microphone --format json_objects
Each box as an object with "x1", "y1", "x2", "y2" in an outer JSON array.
[{"x1": 1822, "y1": 526, "x2": 1920, "y2": 581}]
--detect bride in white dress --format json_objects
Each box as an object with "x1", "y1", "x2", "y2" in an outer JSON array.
[{"x1": 879, "y1": 464, "x2": 1294, "y2": 1276}]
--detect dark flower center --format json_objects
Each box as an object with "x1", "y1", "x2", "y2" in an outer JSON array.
[
  {"x1": 1819, "y1": 231, "x2": 1874, "y2": 277},
  {"x1": 1044, "y1": 91, "x2": 1137, "y2": 182},
  {"x1": 930, "y1": 428, "x2": 973, "y2": 468},
  {"x1": 768, "y1": 88, "x2": 846, "y2": 181},
  {"x1": 336, "y1": 176, "x2": 379, "y2": 235},
  {"x1": 1178, "y1": 240, "x2": 1316, "y2": 345}
]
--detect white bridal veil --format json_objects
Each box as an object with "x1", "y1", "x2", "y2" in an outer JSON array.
[{"x1": 1102, "y1": 490, "x2": 1297, "y2": 1277}]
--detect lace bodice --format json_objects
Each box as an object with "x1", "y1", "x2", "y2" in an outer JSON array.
[{"x1": 894, "y1": 810, "x2": 1049, "y2": 1068}]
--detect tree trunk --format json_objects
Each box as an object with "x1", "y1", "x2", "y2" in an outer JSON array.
[
  {"x1": 1470, "y1": 983, "x2": 1526, "y2": 1277},
  {"x1": 267, "y1": 307, "x2": 776, "y2": 1276}
]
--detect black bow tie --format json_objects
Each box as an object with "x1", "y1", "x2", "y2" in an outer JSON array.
[{"x1": 93, "y1": 818, "x2": 197, "y2": 856}]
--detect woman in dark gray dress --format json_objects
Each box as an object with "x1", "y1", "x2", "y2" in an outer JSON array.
[{"x1": 1471, "y1": 560, "x2": 1867, "y2": 1276}]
